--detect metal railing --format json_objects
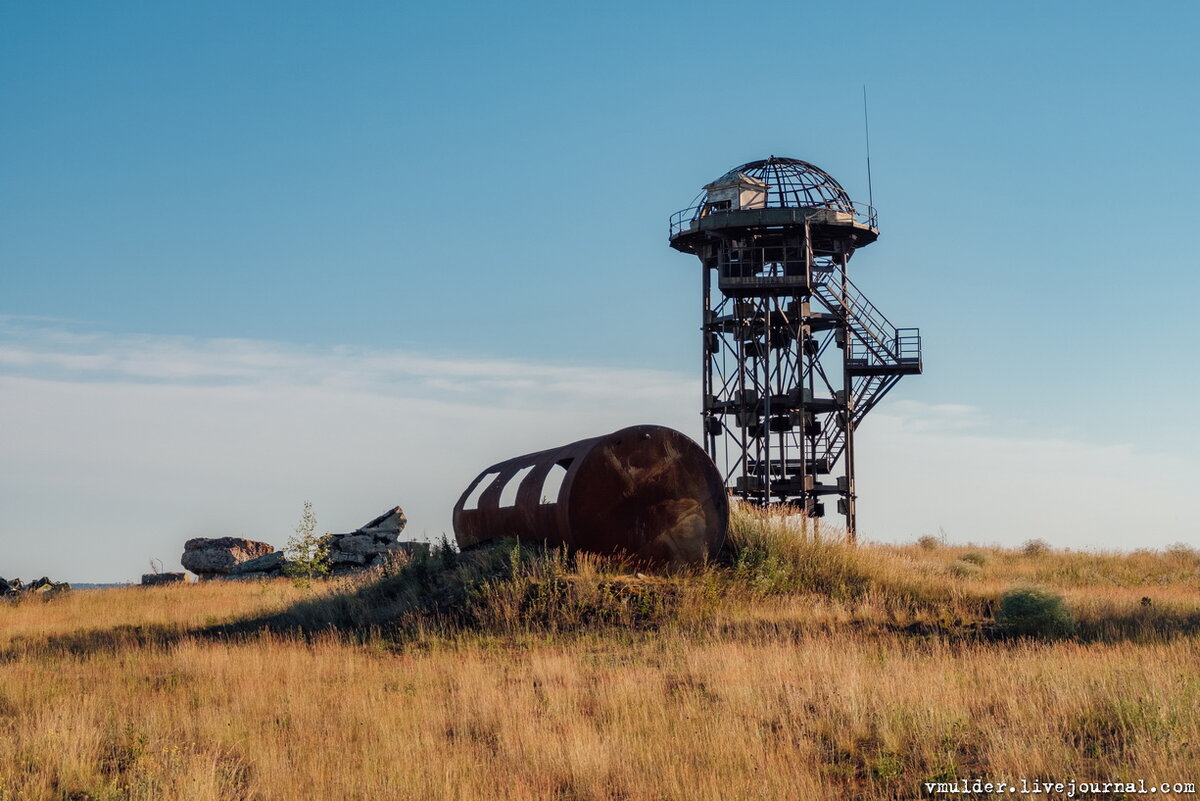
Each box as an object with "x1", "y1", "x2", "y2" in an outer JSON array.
[
  {"x1": 894, "y1": 328, "x2": 922, "y2": 364},
  {"x1": 669, "y1": 200, "x2": 878, "y2": 238},
  {"x1": 813, "y1": 277, "x2": 900, "y2": 366}
]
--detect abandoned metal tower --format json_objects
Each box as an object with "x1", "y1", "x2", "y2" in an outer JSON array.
[{"x1": 669, "y1": 156, "x2": 922, "y2": 540}]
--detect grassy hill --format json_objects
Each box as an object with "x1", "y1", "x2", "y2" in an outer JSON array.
[{"x1": 2, "y1": 503, "x2": 1198, "y2": 800}]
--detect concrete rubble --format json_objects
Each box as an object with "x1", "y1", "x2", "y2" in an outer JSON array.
[
  {"x1": 140, "y1": 572, "x2": 191, "y2": 586},
  {"x1": 179, "y1": 506, "x2": 428, "y2": 580},
  {"x1": 181, "y1": 537, "x2": 275, "y2": 579},
  {"x1": 229, "y1": 551, "x2": 286, "y2": 578},
  {"x1": 327, "y1": 507, "x2": 428, "y2": 574},
  {"x1": 1, "y1": 575, "x2": 71, "y2": 597}
]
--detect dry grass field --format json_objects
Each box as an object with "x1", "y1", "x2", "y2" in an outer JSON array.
[{"x1": 2, "y1": 505, "x2": 1199, "y2": 800}]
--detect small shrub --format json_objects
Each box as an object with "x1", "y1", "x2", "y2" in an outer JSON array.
[
  {"x1": 1022, "y1": 539, "x2": 1051, "y2": 557},
  {"x1": 437, "y1": 535, "x2": 459, "y2": 571},
  {"x1": 917, "y1": 535, "x2": 941, "y2": 551},
  {"x1": 732, "y1": 543, "x2": 798, "y2": 595},
  {"x1": 284, "y1": 501, "x2": 332, "y2": 587},
  {"x1": 948, "y1": 560, "x2": 982, "y2": 579},
  {"x1": 960, "y1": 551, "x2": 988, "y2": 567},
  {"x1": 997, "y1": 585, "x2": 1075, "y2": 638}
]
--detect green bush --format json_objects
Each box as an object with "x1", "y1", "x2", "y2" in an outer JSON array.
[
  {"x1": 997, "y1": 586, "x2": 1075, "y2": 638},
  {"x1": 917, "y1": 535, "x2": 941, "y2": 551}
]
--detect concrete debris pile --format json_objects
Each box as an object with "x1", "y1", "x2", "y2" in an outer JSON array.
[
  {"x1": 140, "y1": 572, "x2": 191, "y2": 586},
  {"x1": 327, "y1": 507, "x2": 427, "y2": 574},
  {"x1": 1, "y1": 575, "x2": 71, "y2": 597},
  {"x1": 181, "y1": 537, "x2": 275, "y2": 580},
  {"x1": 179, "y1": 506, "x2": 428, "y2": 580}
]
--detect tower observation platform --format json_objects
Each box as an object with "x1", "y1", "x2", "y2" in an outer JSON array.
[{"x1": 668, "y1": 156, "x2": 922, "y2": 540}]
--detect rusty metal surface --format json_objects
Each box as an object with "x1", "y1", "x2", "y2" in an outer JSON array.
[{"x1": 452, "y1": 425, "x2": 728, "y2": 564}]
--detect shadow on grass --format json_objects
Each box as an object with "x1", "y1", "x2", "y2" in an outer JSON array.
[
  {"x1": 0, "y1": 541, "x2": 674, "y2": 661},
  {"x1": 12, "y1": 597, "x2": 1198, "y2": 666},
  {"x1": 0, "y1": 623, "x2": 191, "y2": 663},
  {"x1": 6, "y1": 541, "x2": 1200, "y2": 662},
  {"x1": 211, "y1": 540, "x2": 686, "y2": 641},
  {"x1": 1076, "y1": 607, "x2": 1200, "y2": 643}
]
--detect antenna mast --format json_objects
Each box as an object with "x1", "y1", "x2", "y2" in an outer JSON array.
[{"x1": 863, "y1": 85, "x2": 874, "y2": 209}]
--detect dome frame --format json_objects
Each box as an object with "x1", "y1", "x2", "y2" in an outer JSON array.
[
  {"x1": 730, "y1": 156, "x2": 856, "y2": 212},
  {"x1": 669, "y1": 156, "x2": 876, "y2": 242}
]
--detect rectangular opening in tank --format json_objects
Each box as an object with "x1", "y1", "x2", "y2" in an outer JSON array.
[
  {"x1": 461, "y1": 471, "x2": 500, "y2": 511},
  {"x1": 540, "y1": 460, "x2": 572, "y2": 504},
  {"x1": 499, "y1": 465, "x2": 537, "y2": 508}
]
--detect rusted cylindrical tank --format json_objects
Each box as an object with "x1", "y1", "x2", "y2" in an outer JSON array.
[{"x1": 452, "y1": 425, "x2": 728, "y2": 565}]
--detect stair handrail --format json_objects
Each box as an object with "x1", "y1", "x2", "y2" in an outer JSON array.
[{"x1": 813, "y1": 271, "x2": 906, "y2": 366}]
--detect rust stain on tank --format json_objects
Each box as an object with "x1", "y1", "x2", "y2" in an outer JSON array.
[{"x1": 452, "y1": 425, "x2": 728, "y2": 564}]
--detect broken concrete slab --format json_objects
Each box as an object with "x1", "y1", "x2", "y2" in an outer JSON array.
[
  {"x1": 182, "y1": 537, "x2": 275, "y2": 577},
  {"x1": 141, "y1": 572, "x2": 190, "y2": 586},
  {"x1": 229, "y1": 551, "x2": 286, "y2": 576}
]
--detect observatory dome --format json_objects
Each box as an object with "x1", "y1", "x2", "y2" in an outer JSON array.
[
  {"x1": 706, "y1": 156, "x2": 856, "y2": 212},
  {"x1": 669, "y1": 155, "x2": 876, "y2": 246}
]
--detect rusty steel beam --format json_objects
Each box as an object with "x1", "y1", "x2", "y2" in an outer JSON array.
[{"x1": 452, "y1": 425, "x2": 728, "y2": 565}]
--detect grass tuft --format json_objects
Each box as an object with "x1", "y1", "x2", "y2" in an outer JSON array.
[
  {"x1": 948, "y1": 560, "x2": 983, "y2": 579},
  {"x1": 959, "y1": 551, "x2": 988, "y2": 567}
]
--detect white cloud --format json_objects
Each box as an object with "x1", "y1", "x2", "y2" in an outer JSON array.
[
  {"x1": 1, "y1": 321, "x2": 1196, "y2": 582},
  {"x1": 855, "y1": 405, "x2": 1199, "y2": 549}
]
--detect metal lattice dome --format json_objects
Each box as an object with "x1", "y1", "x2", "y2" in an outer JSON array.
[
  {"x1": 708, "y1": 156, "x2": 855, "y2": 212},
  {"x1": 669, "y1": 155, "x2": 876, "y2": 245}
]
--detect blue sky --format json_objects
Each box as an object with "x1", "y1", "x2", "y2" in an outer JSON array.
[{"x1": 2, "y1": 1, "x2": 1198, "y2": 580}]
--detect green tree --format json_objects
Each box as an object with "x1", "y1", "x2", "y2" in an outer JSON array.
[{"x1": 284, "y1": 500, "x2": 331, "y2": 587}]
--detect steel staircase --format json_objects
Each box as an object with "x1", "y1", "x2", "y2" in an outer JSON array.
[{"x1": 806, "y1": 272, "x2": 922, "y2": 471}]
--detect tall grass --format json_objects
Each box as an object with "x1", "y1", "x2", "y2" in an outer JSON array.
[
  {"x1": 2, "y1": 504, "x2": 1199, "y2": 799},
  {"x1": 193, "y1": 501, "x2": 1200, "y2": 643}
]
